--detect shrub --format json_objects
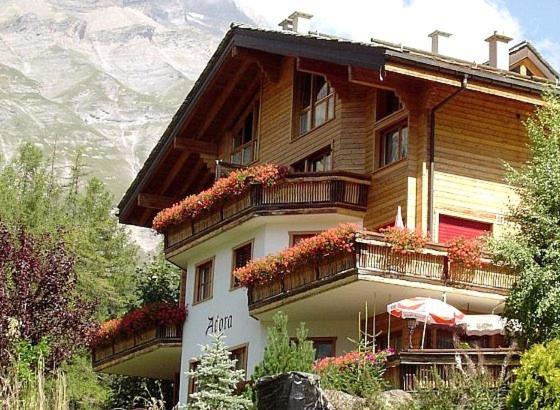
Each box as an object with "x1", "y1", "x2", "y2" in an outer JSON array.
[
  {"x1": 381, "y1": 226, "x2": 429, "y2": 254},
  {"x1": 252, "y1": 312, "x2": 315, "y2": 380},
  {"x1": 314, "y1": 349, "x2": 390, "y2": 398},
  {"x1": 507, "y1": 339, "x2": 560, "y2": 410},
  {"x1": 234, "y1": 224, "x2": 358, "y2": 287},
  {"x1": 447, "y1": 236, "x2": 484, "y2": 269},
  {"x1": 153, "y1": 164, "x2": 288, "y2": 232}
]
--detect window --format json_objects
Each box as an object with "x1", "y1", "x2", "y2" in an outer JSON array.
[
  {"x1": 194, "y1": 260, "x2": 213, "y2": 304},
  {"x1": 230, "y1": 345, "x2": 248, "y2": 373},
  {"x1": 290, "y1": 232, "x2": 319, "y2": 246},
  {"x1": 379, "y1": 123, "x2": 408, "y2": 167},
  {"x1": 311, "y1": 337, "x2": 336, "y2": 360},
  {"x1": 292, "y1": 147, "x2": 332, "y2": 173},
  {"x1": 296, "y1": 73, "x2": 335, "y2": 136},
  {"x1": 188, "y1": 360, "x2": 200, "y2": 396},
  {"x1": 231, "y1": 241, "x2": 253, "y2": 289},
  {"x1": 231, "y1": 106, "x2": 259, "y2": 165},
  {"x1": 376, "y1": 89, "x2": 403, "y2": 121}
]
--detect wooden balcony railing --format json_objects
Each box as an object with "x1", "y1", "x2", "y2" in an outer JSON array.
[
  {"x1": 92, "y1": 324, "x2": 182, "y2": 369},
  {"x1": 248, "y1": 236, "x2": 517, "y2": 309},
  {"x1": 385, "y1": 348, "x2": 520, "y2": 391},
  {"x1": 164, "y1": 172, "x2": 370, "y2": 251}
]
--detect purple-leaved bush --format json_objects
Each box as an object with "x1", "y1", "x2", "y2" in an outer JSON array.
[{"x1": 0, "y1": 222, "x2": 96, "y2": 369}]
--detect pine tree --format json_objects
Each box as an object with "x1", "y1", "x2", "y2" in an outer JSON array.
[
  {"x1": 188, "y1": 333, "x2": 252, "y2": 410},
  {"x1": 252, "y1": 311, "x2": 315, "y2": 380}
]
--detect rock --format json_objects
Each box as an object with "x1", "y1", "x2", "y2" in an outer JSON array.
[
  {"x1": 380, "y1": 389, "x2": 413, "y2": 407},
  {"x1": 322, "y1": 390, "x2": 366, "y2": 409}
]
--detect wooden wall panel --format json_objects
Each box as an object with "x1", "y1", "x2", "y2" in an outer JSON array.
[{"x1": 432, "y1": 91, "x2": 532, "y2": 241}]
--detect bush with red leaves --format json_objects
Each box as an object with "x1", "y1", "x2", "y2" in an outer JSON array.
[{"x1": 0, "y1": 223, "x2": 96, "y2": 369}]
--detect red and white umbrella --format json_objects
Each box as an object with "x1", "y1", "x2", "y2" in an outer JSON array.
[
  {"x1": 387, "y1": 297, "x2": 465, "y2": 326},
  {"x1": 387, "y1": 297, "x2": 465, "y2": 349}
]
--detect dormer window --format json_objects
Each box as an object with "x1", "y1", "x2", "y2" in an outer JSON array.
[
  {"x1": 231, "y1": 103, "x2": 259, "y2": 165},
  {"x1": 295, "y1": 72, "x2": 335, "y2": 137}
]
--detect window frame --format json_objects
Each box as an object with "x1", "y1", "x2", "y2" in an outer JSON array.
[
  {"x1": 229, "y1": 99, "x2": 260, "y2": 166},
  {"x1": 293, "y1": 71, "x2": 335, "y2": 139},
  {"x1": 229, "y1": 343, "x2": 249, "y2": 374},
  {"x1": 291, "y1": 146, "x2": 333, "y2": 173},
  {"x1": 377, "y1": 120, "x2": 409, "y2": 169},
  {"x1": 193, "y1": 258, "x2": 214, "y2": 305},
  {"x1": 188, "y1": 359, "x2": 200, "y2": 396},
  {"x1": 230, "y1": 239, "x2": 254, "y2": 291},
  {"x1": 289, "y1": 231, "x2": 320, "y2": 246}
]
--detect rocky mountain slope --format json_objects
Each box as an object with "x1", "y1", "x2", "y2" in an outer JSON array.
[{"x1": 0, "y1": 0, "x2": 253, "y2": 199}]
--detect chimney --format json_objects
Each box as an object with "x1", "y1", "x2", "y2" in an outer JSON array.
[
  {"x1": 428, "y1": 30, "x2": 452, "y2": 54},
  {"x1": 485, "y1": 31, "x2": 513, "y2": 70},
  {"x1": 278, "y1": 11, "x2": 313, "y2": 34}
]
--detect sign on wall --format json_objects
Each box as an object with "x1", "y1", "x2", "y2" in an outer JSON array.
[{"x1": 205, "y1": 314, "x2": 233, "y2": 335}]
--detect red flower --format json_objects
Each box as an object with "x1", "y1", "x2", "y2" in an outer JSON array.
[
  {"x1": 91, "y1": 302, "x2": 187, "y2": 347},
  {"x1": 446, "y1": 236, "x2": 485, "y2": 268},
  {"x1": 233, "y1": 224, "x2": 359, "y2": 287},
  {"x1": 380, "y1": 226, "x2": 429, "y2": 253},
  {"x1": 152, "y1": 164, "x2": 289, "y2": 233}
]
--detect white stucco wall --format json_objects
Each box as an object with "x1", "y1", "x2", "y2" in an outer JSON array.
[{"x1": 177, "y1": 213, "x2": 363, "y2": 405}]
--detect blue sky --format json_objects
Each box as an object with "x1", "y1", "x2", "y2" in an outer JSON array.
[
  {"x1": 505, "y1": 0, "x2": 560, "y2": 71},
  {"x1": 237, "y1": 0, "x2": 560, "y2": 72}
]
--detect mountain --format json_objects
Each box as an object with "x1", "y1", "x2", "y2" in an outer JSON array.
[{"x1": 0, "y1": 0, "x2": 254, "y2": 200}]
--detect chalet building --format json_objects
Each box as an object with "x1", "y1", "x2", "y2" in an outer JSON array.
[{"x1": 91, "y1": 12, "x2": 559, "y2": 407}]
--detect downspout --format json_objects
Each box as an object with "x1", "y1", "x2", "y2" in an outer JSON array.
[{"x1": 427, "y1": 74, "x2": 469, "y2": 235}]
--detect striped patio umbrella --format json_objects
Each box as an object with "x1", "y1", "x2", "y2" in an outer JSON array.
[{"x1": 387, "y1": 297, "x2": 465, "y2": 348}]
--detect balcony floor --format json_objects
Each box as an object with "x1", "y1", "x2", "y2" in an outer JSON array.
[
  {"x1": 94, "y1": 342, "x2": 182, "y2": 380},
  {"x1": 251, "y1": 273, "x2": 505, "y2": 322}
]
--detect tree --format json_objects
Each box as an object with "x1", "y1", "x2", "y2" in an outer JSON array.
[
  {"x1": 507, "y1": 339, "x2": 560, "y2": 409},
  {"x1": 188, "y1": 333, "x2": 252, "y2": 410},
  {"x1": 252, "y1": 311, "x2": 315, "y2": 380},
  {"x1": 492, "y1": 93, "x2": 560, "y2": 344},
  {"x1": 0, "y1": 222, "x2": 96, "y2": 369},
  {"x1": 132, "y1": 252, "x2": 181, "y2": 307}
]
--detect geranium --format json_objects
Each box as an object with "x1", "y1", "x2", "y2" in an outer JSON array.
[
  {"x1": 92, "y1": 302, "x2": 187, "y2": 347},
  {"x1": 447, "y1": 236, "x2": 484, "y2": 269},
  {"x1": 152, "y1": 164, "x2": 289, "y2": 233},
  {"x1": 233, "y1": 224, "x2": 359, "y2": 287},
  {"x1": 381, "y1": 226, "x2": 429, "y2": 254},
  {"x1": 313, "y1": 348, "x2": 392, "y2": 397}
]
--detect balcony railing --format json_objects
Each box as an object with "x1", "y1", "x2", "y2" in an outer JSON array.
[
  {"x1": 165, "y1": 172, "x2": 370, "y2": 251},
  {"x1": 385, "y1": 348, "x2": 520, "y2": 391},
  {"x1": 248, "y1": 234, "x2": 517, "y2": 309},
  {"x1": 92, "y1": 324, "x2": 182, "y2": 370}
]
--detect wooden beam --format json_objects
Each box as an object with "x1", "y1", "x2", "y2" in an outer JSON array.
[
  {"x1": 137, "y1": 193, "x2": 179, "y2": 210},
  {"x1": 232, "y1": 46, "x2": 282, "y2": 83},
  {"x1": 173, "y1": 138, "x2": 218, "y2": 155},
  {"x1": 196, "y1": 60, "x2": 252, "y2": 139},
  {"x1": 216, "y1": 77, "x2": 261, "y2": 136}
]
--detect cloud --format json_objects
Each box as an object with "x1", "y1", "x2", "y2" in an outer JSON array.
[
  {"x1": 536, "y1": 39, "x2": 560, "y2": 75},
  {"x1": 234, "y1": 0, "x2": 522, "y2": 63}
]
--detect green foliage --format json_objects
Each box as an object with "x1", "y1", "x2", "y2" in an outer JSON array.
[
  {"x1": 413, "y1": 368, "x2": 503, "y2": 410},
  {"x1": 316, "y1": 352, "x2": 387, "y2": 398},
  {"x1": 107, "y1": 375, "x2": 171, "y2": 410},
  {"x1": 62, "y1": 354, "x2": 111, "y2": 409},
  {"x1": 187, "y1": 333, "x2": 252, "y2": 410},
  {"x1": 490, "y1": 93, "x2": 560, "y2": 344},
  {"x1": 132, "y1": 252, "x2": 181, "y2": 307},
  {"x1": 252, "y1": 312, "x2": 315, "y2": 380},
  {"x1": 507, "y1": 339, "x2": 560, "y2": 409}
]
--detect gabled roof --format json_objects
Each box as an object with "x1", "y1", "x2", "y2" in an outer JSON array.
[
  {"x1": 118, "y1": 24, "x2": 558, "y2": 227},
  {"x1": 509, "y1": 41, "x2": 560, "y2": 81}
]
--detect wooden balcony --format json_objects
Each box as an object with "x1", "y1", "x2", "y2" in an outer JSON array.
[
  {"x1": 385, "y1": 348, "x2": 520, "y2": 391},
  {"x1": 248, "y1": 234, "x2": 517, "y2": 311},
  {"x1": 92, "y1": 324, "x2": 182, "y2": 380},
  {"x1": 164, "y1": 172, "x2": 370, "y2": 252}
]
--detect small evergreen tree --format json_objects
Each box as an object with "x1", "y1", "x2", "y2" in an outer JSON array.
[
  {"x1": 253, "y1": 311, "x2": 315, "y2": 380},
  {"x1": 188, "y1": 333, "x2": 252, "y2": 410}
]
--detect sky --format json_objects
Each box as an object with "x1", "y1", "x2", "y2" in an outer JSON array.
[{"x1": 233, "y1": 0, "x2": 560, "y2": 73}]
